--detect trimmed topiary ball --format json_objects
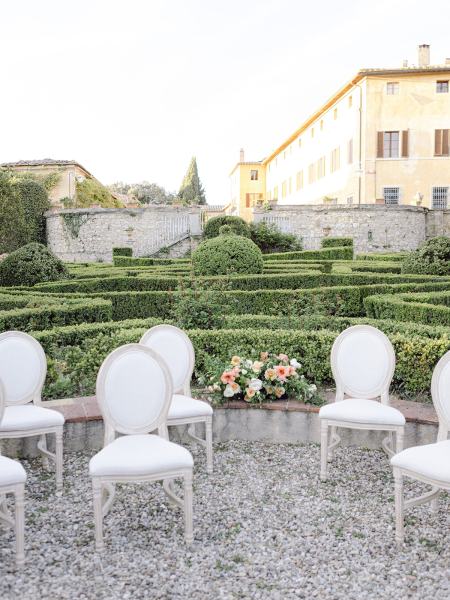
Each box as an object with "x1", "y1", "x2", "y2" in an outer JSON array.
[
  {"x1": 0, "y1": 243, "x2": 70, "y2": 287},
  {"x1": 401, "y1": 236, "x2": 450, "y2": 275},
  {"x1": 192, "y1": 232, "x2": 263, "y2": 276},
  {"x1": 203, "y1": 215, "x2": 250, "y2": 239}
]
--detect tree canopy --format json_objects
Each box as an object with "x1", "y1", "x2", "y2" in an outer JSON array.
[{"x1": 177, "y1": 157, "x2": 206, "y2": 205}]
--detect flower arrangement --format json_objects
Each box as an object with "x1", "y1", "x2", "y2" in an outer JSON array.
[{"x1": 207, "y1": 352, "x2": 318, "y2": 404}]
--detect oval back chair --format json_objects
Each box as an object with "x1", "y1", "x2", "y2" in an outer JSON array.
[
  {"x1": 319, "y1": 325, "x2": 404, "y2": 482},
  {"x1": 0, "y1": 331, "x2": 64, "y2": 491},
  {"x1": 140, "y1": 325, "x2": 213, "y2": 473},
  {"x1": 431, "y1": 349, "x2": 450, "y2": 441}
]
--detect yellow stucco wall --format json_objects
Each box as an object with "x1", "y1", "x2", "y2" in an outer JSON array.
[{"x1": 230, "y1": 162, "x2": 266, "y2": 222}]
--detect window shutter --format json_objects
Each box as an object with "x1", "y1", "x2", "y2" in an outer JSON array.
[
  {"x1": 443, "y1": 129, "x2": 449, "y2": 156},
  {"x1": 435, "y1": 129, "x2": 442, "y2": 156},
  {"x1": 401, "y1": 130, "x2": 409, "y2": 157},
  {"x1": 377, "y1": 132, "x2": 384, "y2": 158},
  {"x1": 245, "y1": 193, "x2": 250, "y2": 208}
]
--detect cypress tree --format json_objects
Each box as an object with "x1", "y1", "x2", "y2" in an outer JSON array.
[{"x1": 178, "y1": 157, "x2": 206, "y2": 205}]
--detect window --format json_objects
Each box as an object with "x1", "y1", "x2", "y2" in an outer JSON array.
[
  {"x1": 383, "y1": 187, "x2": 400, "y2": 205},
  {"x1": 250, "y1": 169, "x2": 258, "y2": 180},
  {"x1": 435, "y1": 129, "x2": 450, "y2": 156},
  {"x1": 245, "y1": 193, "x2": 263, "y2": 208},
  {"x1": 311, "y1": 128, "x2": 315, "y2": 138},
  {"x1": 436, "y1": 81, "x2": 449, "y2": 93},
  {"x1": 317, "y1": 156, "x2": 326, "y2": 179},
  {"x1": 348, "y1": 95, "x2": 353, "y2": 108},
  {"x1": 283, "y1": 151, "x2": 287, "y2": 160},
  {"x1": 296, "y1": 170, "x2": 304, "y2": 190},
  {"x1": 347, "y1": 196, "x2": 353, "y2": 205},
  {"x1": 320, "y1": 119, "x2": 324, "y2": 131},
  {"x1": 386, "y1": 82, "x2": 399, "y2": 95},
  {"x1": 282, "y1": 181, "x2": 287, "y2": 198},
  {"x1": 330, "y1": 147, "x2": 340, "y2": 173},
  {"x1": 288, "y1": 177, "x2": 292, "y2": 194},
  {"x1": 333, "y1": 108, "x2": 338, "y2": 120},
  {"x1": 347, "y1": 139, "x2": 354, "y2": 164},
  {"x1": 298, "y1": 137, "x2": 302, "y2": 148},
  {"x1": 273, "y1": 186, "x2": 278, "y2": 200},
  {"x1": 379, "y1": 131, "x2": 399, "y2": 158},
  {"x1": 432, "y1": 187, "x2": 449, "y2": 209},
  {"x1": 308, "y1": 163, "x2": 316, "y2": 184}
]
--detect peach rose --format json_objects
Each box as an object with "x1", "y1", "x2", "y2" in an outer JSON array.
[
  {"x1": 221, "y1": 371, "x2": 235, "y2": 385},
  {"x1": 275, "y1": 364, "x2": 289, "y2": 381},
  {"x1": 264, "y1": 368, "x2": 277, "y2": 381}
]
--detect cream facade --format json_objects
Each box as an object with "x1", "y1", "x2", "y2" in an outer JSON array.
[{"x1": 230, "y1": 45, "x2": 450, "y2": 219}]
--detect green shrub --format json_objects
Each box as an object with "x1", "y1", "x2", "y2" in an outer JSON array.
[
  {"x1": 249, "y1": 221, "x2": 302, "y2": 253},
  {"x1": 0, "y1": 243, "x2": 69, "y2": 287},
  {"x1": 356, "y1": 252, "x2": 409, "y2": 262},
  {"x1": 364, "y1": 290, "x2": 450, "y2": 326},
  {"x1": 203, "y1": 215, "x2": 250, "y2": 239},
  {"x1": 16, "y1": 179, "x2": 50, "y2": 245},
  {"x1": 112, "y1": 247, "x2": 132, "y2": 257},
  {"x1": 402, "y1": 237, "x2": 450, "y2": 275},
  {"x1": 75, "y1": 178, "x2": 122, "y2": 208},
  {"x1": 321, "y1": 237, "x2": 353, "y2": 248},
  {"x1": 263, "y1": 246, "x2": 353, "y2": 261},
  {"x1": 192, "y1": 234, "x2": 263, "y2": 276},
  {"x1": 171, "y1": 279, "x2": 227, "y2": 329},
  {"x1": 351, "y1": 263, "x2": 401, "y2": 274}
]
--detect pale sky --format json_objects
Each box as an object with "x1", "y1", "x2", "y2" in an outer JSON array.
[{"x1": 1, "y1": 0, "x2": 450, "y2": 204}]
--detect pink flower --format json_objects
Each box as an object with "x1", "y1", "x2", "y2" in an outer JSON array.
[
  {"x1": 277, "y1": 353, "x2": 289, "y2": 362},
  {"x1": 221, "y1": 371, "x2": 235, "y2": 385},
  {"x1": 275, "y1": 364, "x2": 289, "y2": 381}
]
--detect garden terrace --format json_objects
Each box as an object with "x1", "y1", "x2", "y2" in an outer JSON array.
[{"x1": 0, "y1": 250, "x2": 449, "y2": 402}]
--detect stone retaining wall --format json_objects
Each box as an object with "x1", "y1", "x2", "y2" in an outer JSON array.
[
  {"x1": 46, "y1": 206, "x2": 202, "y2": 262},
  {"x1": 254, "y1": 204, "x2": 450, "y2": 252}
]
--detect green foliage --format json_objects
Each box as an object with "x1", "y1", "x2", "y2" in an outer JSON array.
[
  {"x1": 75, "y1": 178, "x2": 122, "y2": 208},
  {"x1": 356, "y1": 252, "x2": 408, "y2": 262},
  {"x1": 171, "y1": 279, "x2": 227, "y2": 330},
  {"x1": 263, "y1": 246, "x2": 353, "y2": 261},
  {"x1": 112, "y1": 247, "x2": 133, "y2": 257},
  {"x1": 16, "y1": 179, "x2": 51, "y2": 244},
  {"x1": 61, "y1": 213, "x2": 89, "y2": 239},
  {"x1": 249, "y1": 221, "x2": 303, "y2": 253},
  {"x1": 192, "y1": 234, "x2": 264, "y2": 276},
  {"x1": 109, "y1": 181, "x2": 175, "y2": 205},
  {"x1": 177, "y1": 157, "x2": 206, "y2": 205},
  {"x1": 402, "y1": 237, "x2": 450, "y2": 275},
  {"x1": 321, "y1": 237, "x2": 353, "y2": 248},
  {"x1": 364, "y1": 290, "x2": 450, "y2": 326},
  {"x1": 0, "y1": 243, "x2": 69, "y2": 287},
  {"x1": 203, "y1": 215, "x2": 250, "y2": 239}
]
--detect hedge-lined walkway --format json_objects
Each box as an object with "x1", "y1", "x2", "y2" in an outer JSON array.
[{"x1": 1, "y1": 442, "x2": 449, "y2": 599}]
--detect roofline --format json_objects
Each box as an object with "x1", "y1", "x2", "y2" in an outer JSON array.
[
  {"x1": 229, "y1": 160, "x2": 263, "y2": 176},
  {"x1": 262, "y1": 65, "x2": 450, "y2": 165},
  {"x1": 1, "y1": 160, "x2": 94, "y2": 178}
]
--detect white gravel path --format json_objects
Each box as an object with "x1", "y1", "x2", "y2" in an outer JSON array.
[{"x1": 0, "y1": 441, "x2": 449, "y2": 600}]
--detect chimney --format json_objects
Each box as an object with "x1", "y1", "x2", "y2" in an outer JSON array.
[
  {"x1": 418, "y1": 44, "x2": 430, "y2": 67},
  {"x1": 239, "y1": 148, "x2": 245, "y2": 162}
]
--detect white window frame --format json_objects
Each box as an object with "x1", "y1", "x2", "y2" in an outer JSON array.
[
  {"x1": 383, "y1": 186, "x2": 401, "y2": 205},
  {"x1": 431, "y1": 186, "x2": 449, "y2": 209},
  {"x1": 386, "y1": 82, "x2": 399, "y2": 95}
]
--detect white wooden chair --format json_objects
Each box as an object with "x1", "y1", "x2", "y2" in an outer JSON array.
[
  {"x1": 319, "y1": 325, "x2": 405, "y2": 481},
  {"x1": 140, "y1": 325, "x2": 213, "y2": 473},
  {"x1": 391, "y1": 349, "x2": 450, "y2": 544},
  {"x1": 0, "y1": 378, "x2": 26, "y2": 567},
  {"x1": 89, "y1": 343, "x2": 194, "y2": 552},
  {"x1": 0, "y1": 331, "x2": 64, "y2": 491}
]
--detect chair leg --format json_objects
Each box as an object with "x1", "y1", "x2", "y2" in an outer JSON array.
[
  {"x1": 14, "y1": 485, "x2": 25, "y2": 567},
  {"x1": 393, "y1": 468, "x2": 404, "y2": 545},
  {"x1": 39, "y1": 434, "x2": 50, "y2": 469},
  {"x1": 396, "y1": 428, "x2": 404, "y2": 454},
  {"x1": 431, "y1": 488, "x2": 440, "y2": 513},
  {"x1": 320, "y1": 420, "x2": 328, "y2": 482},
  {"x1": 205, "y1": 416, "x2": 213, "y2": 474},
  {"x1": 92, "y1": 479, "x2": 104, "y2": 552},
  {"x1": 55, "y1": 428, "x2": 63, "y2": 493},
  {"x1": 183, "y1": 473, "x2": 193, "y2": 544}
]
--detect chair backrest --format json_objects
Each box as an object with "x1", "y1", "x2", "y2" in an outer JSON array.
[
  {"x1": 0, "y1": 331, "x2": 47, "y2": 406},
  {"x1": 431, "y1": 349, "x2": 450, "y2": 440},
  {"x1": 0, "y1": 377, "x2": 5, "y2": 424},
  {"x1": 331, "y1": 325, "x2": 395, "y2": 403},
  {"x1": 140, "y1": 325, "x2": 194, "y2": 395},
  {"x1": 96, "y1": 343, "x2": 173, "y2": 435}
]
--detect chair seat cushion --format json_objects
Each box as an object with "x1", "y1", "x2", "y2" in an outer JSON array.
[
  {"x1": 168, "y1": 395, "x2": 213, "y2": 420},
  {"x1": 319, "y1": 398, "x2": 405, "y2": 426},
  {"x1": 391, "y1": 440, "x2": 450, "y2": 483},
  {"x1": 0, "y1": 405, "x2": 65, "y2": 432},
  {"x1": 0, "y1": 456, "x2": 26, "y2": 486},
  {"x1": 89, "y1": 434, "x2": 194, "y2": 478}
]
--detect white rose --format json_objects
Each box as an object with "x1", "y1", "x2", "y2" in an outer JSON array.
[
  {"x1": 249, "y1": 378, "x2": 263, "y2": 391},
  {"x1": 309, "y1": 384, "x2": 317, "y2": 393},
  {"x1": 245, "y1": 359, "x2": 253, "y2": 369},
  {"x1": 290, "y1": 359, "x2": 301, "y2": 369},
  {"x1": 223, "y1": 384, "x2": 235, "y2": 398},
  {"x1": 241, "y1": 369, "x2": 248, "y2": 375}
]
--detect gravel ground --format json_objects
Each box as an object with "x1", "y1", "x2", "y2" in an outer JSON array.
[{"x1": 0, "y1": 441, "x2": 449, "y2": 600}]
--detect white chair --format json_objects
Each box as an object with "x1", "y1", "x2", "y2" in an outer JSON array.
[
  {"x1": 319, "y1": 325, "x2": 405, "y2": 481},
  {"x1": 0, "y1": 331, "x2": 64, "y2": 491},
  {"x1": 89, "y1": 343, "x2": 194, "y2": 552},
  {"x1": 0, "y1": 378, "x2": 26, "y2": 567},
  {"x1": 391, "y1": 350, "x2": 450, "y2": 544},
  {"x1": 140, "y1": 325, "x2": 213, "y2": 474}
]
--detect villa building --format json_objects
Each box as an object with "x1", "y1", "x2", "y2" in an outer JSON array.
[{"x1": 230, "y1": 44, "x2": 450, "y2": 221}]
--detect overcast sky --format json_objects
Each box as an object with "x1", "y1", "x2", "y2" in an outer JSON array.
[{"x1": 1, "y1": 0, "x2": 450, "y2": 204}]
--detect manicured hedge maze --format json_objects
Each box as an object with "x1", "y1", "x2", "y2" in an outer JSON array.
[{"x1": 0, "y1": 248, "x2": 449, "y2": 402}]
